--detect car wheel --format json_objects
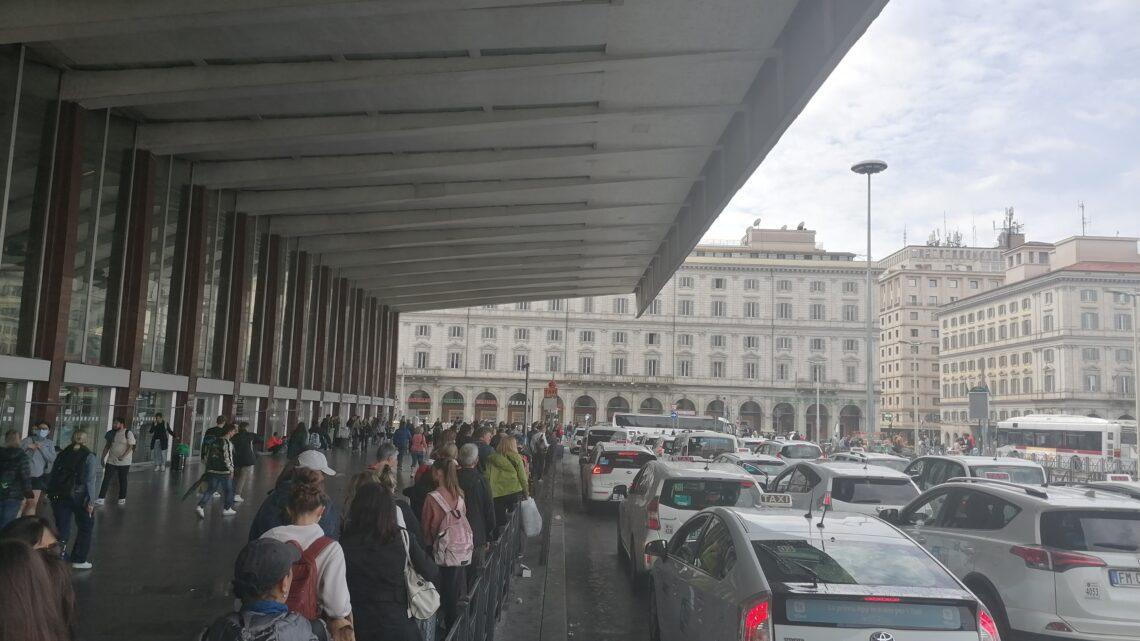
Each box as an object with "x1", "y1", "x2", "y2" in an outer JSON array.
[
  {"x1": 648, "y1": 580, "x2": 662, "y2": 641},
  {"x1": 973, "y1": 583, "x2": 1011, "y2": 640}
]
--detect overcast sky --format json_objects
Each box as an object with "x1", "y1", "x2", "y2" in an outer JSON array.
[{"x1": 706, "y1": 0, "x2": 1140, "y2": 257}]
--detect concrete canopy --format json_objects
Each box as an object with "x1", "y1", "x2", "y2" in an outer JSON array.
[{"x1": 5, "y1": 0, "x2": 887, "y2": 312}]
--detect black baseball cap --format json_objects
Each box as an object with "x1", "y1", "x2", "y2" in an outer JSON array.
[{"x1": 232, "y1": 538, "x2": 300, "y2": 600}]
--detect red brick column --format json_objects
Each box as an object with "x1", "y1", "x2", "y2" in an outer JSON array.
[
  {"x1": 112, "y1": 150, "x2": 156, "y2": 421},
  {"x1": 172, "y1": 186, "x2": 210, "y2": 447},
  {"x1": 220, "y1": 214, "x2": 253, "y2": 418}
]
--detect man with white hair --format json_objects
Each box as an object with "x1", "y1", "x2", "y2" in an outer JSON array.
[{"x1": 457, "y1": 443, "x2": 496, "y2": 590}]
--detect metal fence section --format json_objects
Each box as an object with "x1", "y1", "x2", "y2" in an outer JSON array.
[
  {"x1": 1021, "y1": 452, "x2": 1136, "y2": 482},
  {"x1": 442, "y1": 505, "x2": 525, "y2": 641}
]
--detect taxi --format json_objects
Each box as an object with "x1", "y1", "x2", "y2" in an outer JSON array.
[{"x1": 579, "y1": 441, "x2": 656, "y2": 506}]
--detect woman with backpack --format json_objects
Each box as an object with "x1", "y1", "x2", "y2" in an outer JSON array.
[
  {"x1": 343, "y1": 482, "x2": 439, "y2": 641},
  {"x1": 409, "y1": 426, "x2": 427, "y2": 468},
  {"x1": 0, "y1": 429, "x2": 33, "y2": 529},
  {"x1": 420, "y1": 457, "x2": 472, "y2": 631},
  {"x1": 47, "y1": 430, "x2": 97, "y2": 570},
  {"x1": 260, "y1": 468, "x2": 353, "y2": 635}
]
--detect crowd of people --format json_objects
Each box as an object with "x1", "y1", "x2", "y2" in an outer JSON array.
[{"x1": 0, "y1": 414, "x2": 557, "y2": 641}]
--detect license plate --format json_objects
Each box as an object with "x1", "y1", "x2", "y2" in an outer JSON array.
[
  {"x1": 1110, "y1": 570, "x2": 1140, "y2": 587},
  {"x1": 610, "y1": 494, "x2": 625, "y2": 502}
]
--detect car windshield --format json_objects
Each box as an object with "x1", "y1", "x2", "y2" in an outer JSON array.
[
  {"x1": 1040, "y1": 510, "x2": 1140, "y2": 552},
  {"x1": 864, "y1": 458, "x2": 910, "y2": 472},
  {"x1": 741, "y1": 460, "x2": 785, "y2": 476},
  {"x1": 781, "y1": 444, "x2": 821, "y2": 459},
  {"x1": 660, "y1": 479, "x2": 760, "y2": 510},
  {"x1": 598, "y1": 450, "x2": 655, "y2": 469},
  {"x1": 574, "y1": 430, "x2": 586, "y2": 437},
  {"x1": 970, "y1": 464, "x2": 1045, "y2": 485},
  {"x1": 751, "y1": 538, "x2": 958, "y2": 588},
  {"x1": 586, "y1": 430, "x2": 616, "y2": 447},
  {"x1": 831, "y1": 478, "x2": 919, "y2": 505},
  {"x1": 686, "y1": 436, "x2": 735, "y2": 458}
]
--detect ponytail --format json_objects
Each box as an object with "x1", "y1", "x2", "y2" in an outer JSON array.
[
  {"x1": 287, "y1": 467, "x2": 326, "y2": 522},
  {"x1": 378, "y1": 463, "x2": 396, "y2": 494},
  {"x1": 431, "y1": 456, "x2": 464, "y2": 498}
]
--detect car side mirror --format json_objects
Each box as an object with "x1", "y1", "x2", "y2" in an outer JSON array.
[
  {"x1": 645, "y1": 539, "x2": 668, "y2": 559},
  {"x1": 877, "y1": 508, "x2": 900, "y2": 524},
  {"x1": 613, "y1": 484, "x2": 628, "y2": 497}
]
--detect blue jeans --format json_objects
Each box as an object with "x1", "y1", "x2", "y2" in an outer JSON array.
[
  {"x1": 0, "y1": 498, "x2": 23, "y2": 529},
  {"x1": 197, "y1": 474, "x2": 235, "y2": 510},
  {"x1": 52, "y1": 497, "x2": 95, "y2": 563}
]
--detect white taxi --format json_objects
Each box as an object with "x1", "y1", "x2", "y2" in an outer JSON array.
[{"x1": 579, "y1": 441, "x2": 656, "y2": 506}]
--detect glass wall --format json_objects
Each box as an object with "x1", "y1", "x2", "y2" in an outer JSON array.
[
  {"x1": 243, "y1": 225, "x2": 264, "y2": 382},
  {"x1": 196, "y1": 190, "x2": 228, "y2": 379},
  {"x1": 141, "y1": 155, "x2": 170, "y2": 369},
  {"x1": 0, "y1": 381, "x2": 25, "y2": 435},
  {"x1": 65, "y1": 109, "x2": 110, "y2": 362},
  {"x1": 55, "y1": 385, "x2": 111, "y2": 448},
  {"x1": 134, "y1": 390, "x2": 173, "y2": 464},
  {"x1": 142, "y1": 159, "x2": 190, "y2": 373},
  {"x1": 274, "y1": 244, "x2": 293, "y2": 386}
]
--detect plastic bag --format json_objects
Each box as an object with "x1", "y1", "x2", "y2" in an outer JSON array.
[{"x1": 520, "y1": 497, "x2": 543, "y2": 537}]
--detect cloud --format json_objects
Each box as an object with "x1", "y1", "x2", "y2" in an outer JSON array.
[{"x1": 706, "y1": 0, "x2": 1140, "y2": 254}]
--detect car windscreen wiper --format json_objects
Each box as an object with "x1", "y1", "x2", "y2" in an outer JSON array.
[{"x1": 754, "y1": 542, "x2": 821, "y2": 588}]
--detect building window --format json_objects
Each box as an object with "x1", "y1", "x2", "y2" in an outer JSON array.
[
  {"x1": 910, "y1": 328, "x2": 920, "y2": 338},
  {"x1": 546, "y1": 354, "x2": 561, "y2": 372},
  {"x1": 645, "y1": 358, "x2": 660, "y2": 377},
  {"x1": 516, "y1": 301, "x2": 530, "y2": 310},
  {"x1": 1117, "y1": 348, "x2": 1134, "y2": 363},
  {"x1": 777, "y1": 279, "x2": 792, "y2": 292},
  {"x1": 1042, "y1": 315, "x2": 1054, "y2": 332},
  {"x1": 809, "y1": 338, "x2": 825, "y2": 351},
  {"x1": 1116, "y1": 314, "x2": 1133, "y2": 331},
  {"x1": 710, "y1": 360, "x2": 726, "y2": 378},
  {"x1": 447, "y1": 352, "x2": 462, "y2": 369},
  {"x1": 579, "y1": 330, "x2": 595, "y2": 343},
  {"x1": 578, "y1": 355, "x2": 594, "y2": 374},
  {"x1": 711, "y1": 335, "x2": 726, "y2": 348},
  {"x1": 776, "y1": 302, "x2": 792, "y2": 320},
  {"x1": 514, "y1": 354, "x2": 529, "y2": 371},
  {"x1": 549, "y1": 299, "x2": 564, "y2": 311},
  {"x1": 448, "y1": 326, "x2": 464, "y2": 339},
  {"x1": 744, "y1": 279, "x2": 759, "y2": 290},
  {"x1": 481, "y1": 353, "x2": 496, "y2": 370},
  {"x1": 712, "y1": 277, "x2": 727, "y2": 290},
  {"x1": 414, "y1": 351, "x2": 429, "y2": 368},
  {"x1": 648, "y1": 298, "x2": 662, "y2": 315},
  {"x1": 678, "y1": 334, "x2": 693, "y2": 347},
  {"x1": 1082, "y1": 348, "x2": 1100, "y2": 361},
  {"x1": 776, "y1": 337, "x2": 792, "y2": 350},
  {"x1": 845, "y1": 365, "x2": 857, "y2": 383},
  {"x1": 842, "y1": 305, "x2": 858, "y2": 322},
  {"x1": 1081, "y1": 312, "x2": 1099, "y2": 330},
  {"x1": 928, "y1": 295, "x2": 938, "y2": 305},
  {"x1": 1080, "y1": 289, "x2": 1098, "y2": 302},
  {"x1": 744, "y1": 301, "x2": 759, "y2": 318},
  {"x1": 645, "y1": 332, "x2": 660, "y2": 346},
  {"x1": 810, "y1": 363, "x2": 825, "y2": 382},
  {"x1": 1084, "y1": 373, "x2": 1101, "y2": 392},
  {"x1": 969, "y1": 280, "x2": 979, "y2": 289},
  {"x1": 844, "y1": 281, "x2": 858, "y2": 294},
  {"x1": 809, "y1": 304, "x2": 825, "y2": 321},
  {"x1": 843, "y1": 339, "x2": 858, "y2": 352},
  {"x1": 1118, "y1": 375, "x2": 1135, "y2": 395},
  {"x1": 546, "y1": 329, "x2": 562, "y2": 342},
  {"x1": 744, "y1": 335, "x2": 759, "y2": 350},
  {"x1": 949, "y1": 279, "x2": 959, "y2": 288},
  {"x1": 776, "y1": 363, "x2": 790, "y2": 381},
  {"x1": 482, "y1": 327, "x2": 497, "y2": 340},
  {"x1": 810, "y1": 281, "x2": 826, "y2": 293},
  {"x1": 515, "y1": 328, "x2": 530, "y2": 341},
  {"x1": 1044, "y1": 373, "x2": 1055, "y2": 392},
  {"x1": 678, "y1": 299, "x2": 694, "y2": 316},
  {"x1": 415, "y1": 324, "x2": 431, "y2": 338},
  {"x1": 928, "y1": 279, "x2": 939, "y2": 288},
  {"x1": 612, "y1": 356, "x2": 627, "y2": 375},
  {"x1": 582, "y1": 297, "x2": 594, "y2": 313},
  {"x1": 677, "y1": 359, "x2": 692, "y2": 377},
  {"x1": 612, "y1": 331, "x2": 627, "y2": 345},
  {"x1": 711, "y1": 300, "x2": 727, "y2": 317},
  {"x1": 743, "y1": 361, "x2": 758, "y2": 379},
  {"x1": 613, "y1": 297, "x2": 629, "y2": 314},
  {"x1": 678, "y1": 276, "x2": 694, "y2": 288}
]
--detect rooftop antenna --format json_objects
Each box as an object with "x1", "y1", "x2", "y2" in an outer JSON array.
[{"x1": 1079, "y1": 201, "x2": 1089, "y2": 235}]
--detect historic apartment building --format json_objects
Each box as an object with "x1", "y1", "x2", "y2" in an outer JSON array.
[
  {"x1": 398, "y1": 224, "x2": 882, "y2": 437},
  {"x1": 938, "y1": 233, "x2": 1140, "y2": 438},
  {"x1": 876, "y1": 243, "x2": 1005, "y2": 437}
]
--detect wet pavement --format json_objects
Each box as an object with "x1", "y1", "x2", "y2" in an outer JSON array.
[{"x1": 563, "y1": 460, "x2": 650, "y2": 641}]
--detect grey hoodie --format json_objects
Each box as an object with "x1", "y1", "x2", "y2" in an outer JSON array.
[
  {"x1": 200, "y1": 608, "x2": 328, "y2": 641},
  {"x1": 21, "y1": 434, "x2": 57, "y2": 477}
]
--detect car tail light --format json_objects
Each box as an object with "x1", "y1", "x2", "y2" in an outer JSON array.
[
  {"x1": 591, "y1": 463, "x2": 612, "y2": 475},
  {"x1": 739, "y1": 597, "x2": 771, "y2": 641},
  {"x1": 647, "y1": 498, "x2": 660, "y2": 530},
  {"x1": 1010, "y1": 545, "x2": 1106, "y2": 572},
  {"x1": 978, "y1": 608, "x2": 1000, "y2": 641}
]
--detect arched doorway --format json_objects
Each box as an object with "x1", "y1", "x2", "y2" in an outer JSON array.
[
  {"x1": 772, "y1": 403, "x2": 795, "y2": 434},
  {"x1": 507, "y1": 392, "x2": 528, "y2": 424},
  {"x1": 407, "y1": 390, "x2": 431, "y2": 418},
  {"x1": 542, "y1": 395, "x2": 566, "y2": 424},
  {"x1": 441, "y1": 391, "x2": 464, "y2": 422},
  {"x1": 606, "y1": 396, "x2": 630, "y2": 421},
  {"x1": 639, "y1": 397, "x2": 663, "y2": 414},
  {"x1": 705, "y1": 399, "x2": 725, "y2": 418},
  {"x1": 806, "y1": 404, "x2": 830, "y2": 442},
  {"x1": 573, "y1": 395, "x2": 597, "y2": 425},
  {"x1": 739, "y1": 401, "x2": 763, "y2": 433},
  {"x1": 839, "y1": 405, "x2": 862, "y2": 435},
  {"x1": 675, "y1": 398, "x2": 696, "y2": 415},
  {"x1": 474, "y1": 392, "x2": 498, "y2": 423}
]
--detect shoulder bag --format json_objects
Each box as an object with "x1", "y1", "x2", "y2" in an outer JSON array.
[{"x1": 396, "y1": 507, "x2": 440, "y2": 620}]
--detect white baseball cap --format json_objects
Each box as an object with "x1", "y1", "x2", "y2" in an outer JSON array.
[{"x1": 297, "y1": 450, "x2": 336, "y2": 476}]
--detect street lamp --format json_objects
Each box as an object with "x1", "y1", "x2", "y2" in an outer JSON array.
[
  {"x1": 1108, "y1": 289, "x2": 1140, "y2": 479},
  {"x1": 851, "y1": 160, "x2": 887, "y2": 435},
  {"x1": 521, "y1": 360, "x2": 531, "y2": 425}
]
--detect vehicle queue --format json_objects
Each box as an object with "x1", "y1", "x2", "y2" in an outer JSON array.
[{"x1": 571, "y1": 420, "x2": 1140, "y2": 641}]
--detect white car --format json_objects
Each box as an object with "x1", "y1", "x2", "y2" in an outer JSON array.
[
  {"x1": 768, "y1": 460, "x2": 920, "y2": 516},
  {"x1": 670, "y1": 430, "x2": 741, "y2": 462},
  {"x1": 887, "y1": 477, "x2": 1140, "y2": 640},
  {"x1": 579, "y1": 442, "x2": 656, "y2": 505},
  {"x1": 904, "y1": 455, "x2": 1046, "y2": 491},
  {"x1": 648, "y1": 435, "x2": 678, "y2": 457},
  {"x1": 710, "y1": 452, "x2": 786, "y2": 487},
  {"x1": 645, "y1": 502, "x2": 1001, "y2": 641},
  {"x1": 755, "y1": 438, "x2": 823, "y2": 461},
  {"x1": 616, "y1": 461, "x2": 762, "y2": 582},
  {"x1": 831, "y1": 449, "x2": 911, "y2": 472}
]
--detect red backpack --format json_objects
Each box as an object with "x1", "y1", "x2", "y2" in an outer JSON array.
[{"x1": 285, "y1": 537, "x2": 335, "y2": 619}]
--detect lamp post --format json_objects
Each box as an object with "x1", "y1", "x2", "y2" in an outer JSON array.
[
  {"x1": 851, "y1": 160, "x2": 887, "y2": 435},
  {"x1": 522, "y1": 360, "x2": 531, "y2": 425},
  {"x1": 1108, "y1": 289, "x2": 1140, "y2": 479}
]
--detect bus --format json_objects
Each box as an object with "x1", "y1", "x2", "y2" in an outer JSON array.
[
  {"x1": 994, "y1": 414, "x2": 1136, "y2": 468},
  {"x1": 611, "y1": 413, "x2": 732, "y2": 438}
]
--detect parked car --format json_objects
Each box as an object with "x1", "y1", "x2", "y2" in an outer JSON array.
[
  {"x1": 904, "y1": 455, "x2": 1046, "y2": 491},
  {"x1": 767, "y1": 460, "x2": 920, "y2": 515},
  {"x1": 670, "y1": 430, "x2": 741, "y2": 462},
  {"x1": 579, "y1": 442, "x2": 656, "y2": 506}
]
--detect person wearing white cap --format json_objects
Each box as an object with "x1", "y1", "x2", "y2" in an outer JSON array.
[{"x1": 248, "y1": 449, "x2": 341, "y2": 541}]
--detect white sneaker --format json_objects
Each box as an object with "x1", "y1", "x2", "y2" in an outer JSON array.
[
  {"x1": 213, "y1": 492, "x2": 221, "y2": 498},
  {"x1": 195, "y1": 506, "x2": 205, "y2": 519},
  {"x1": 71, "y1": 562, "x2": 93, "y2": 570},
  {"x1": 222, "y1": 508, "x2": 237, "y2": 516},
  {"x1": 94, "y1": 498, "x2": 105, "y2": 506},
  {"x1": 233, "y1": 495, "x2": 244, "y2": 503},
  {"x1": 117, "y1": 499, "x2": 126, "y2": 505}
]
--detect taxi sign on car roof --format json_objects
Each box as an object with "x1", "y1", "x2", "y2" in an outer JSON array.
[
  {"x1": 1106, "y1": 473, "x2": 1134, "y2": 481},
  {"x1": 758, "y1": 493, "x2": 792, "y2": 507}
]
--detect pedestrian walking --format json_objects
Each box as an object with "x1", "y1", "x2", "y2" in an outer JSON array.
[
  {"x1": 95, "y1": 418, "x2": 135, "y2": 506},
  {"x1": 249, "y1": 450, "x2": 341, "y2": 541},
  {"x1": 528, "y1": 425, "x2": 549, "y2": 481},
  {"x1": 421, "y1": 457, "x2": 472, "y2": 631},
  {"x1": 287, "y1": 422, "x2": 310, "y2": 460},
  {"x1": 410, "y1": 426, "x2": 427, "y2": 468},
  {"x1": 231, "y1": 422, "x2": 256, "y2": 504},
  {"x1": 196, "y1": 423, "x2": 238, "y2": 519},
  {"x1": 0, "y1": 429, "x2": 33, "y2": 528},
  {"x1": 457, "y1": 443, "x2": 495, "y2": 591},
  {"x1": 19, "y1": 421, "x2": 56, "y2": 516},
  {"x1": 148, "y1": 413, "x2": 173, "y2": 471},
  {"x1": 393, "y1": 421, "x2": 412, "y2": 469},
  {"x1": 485, "y1": 436, "x2": 529, "y2": 525},
  {"x1": 47, "y1": 429, "x2": 97, "y2": 570}
]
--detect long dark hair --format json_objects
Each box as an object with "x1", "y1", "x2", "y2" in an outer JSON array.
[
  {"x1": 0, "y1": 540, "x2": 73, "y2": 641},
  {"x1": 342, "y1": 482, "x2": 400, "y2": 545}
]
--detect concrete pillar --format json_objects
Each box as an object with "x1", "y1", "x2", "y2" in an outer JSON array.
[
  {"x1": 220, "y1": 213, "x2": 253, "y2": 418},
  {"x1": 171, "y1": 186, "x2": 210, "y2": 446}
]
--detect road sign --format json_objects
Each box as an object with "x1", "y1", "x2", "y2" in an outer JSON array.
[
  {"x1": 544, "y1": 380, "x2": 558, "y2": 398},
  {"x1": 968, "y1": 386, "x2": 990, "y2": 421}
]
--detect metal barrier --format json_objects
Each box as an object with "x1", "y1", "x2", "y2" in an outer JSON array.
[
  {"x1": 1022, "y1": 452, "x2": 1136, "y2": 482},
  {"x1": 442, "y1": 506, "x2": 525, "y2": 641}
]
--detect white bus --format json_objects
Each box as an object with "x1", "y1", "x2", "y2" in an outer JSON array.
[
  {"x1": 611, "y1": 413, "x2": 732, "y2": 438},
  {"x1": 995, "y1": 414, "x2": 1136, "y2": 467}
]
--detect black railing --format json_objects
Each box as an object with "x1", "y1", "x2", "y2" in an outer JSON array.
[{"x1": 441, "y1": 506, "x2": 525, "y2": 641}]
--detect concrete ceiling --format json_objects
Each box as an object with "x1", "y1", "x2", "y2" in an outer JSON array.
[{"x1": 3, "y1": 0, "x2": 887, "y2": 313}]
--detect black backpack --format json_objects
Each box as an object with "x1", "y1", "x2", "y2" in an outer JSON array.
[{"x1": 47, "y1": 445, "x2": 89, "y2": 501}]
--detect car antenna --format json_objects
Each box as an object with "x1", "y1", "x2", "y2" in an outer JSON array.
[
  {"x1": 816, "y1": 501, "x2": 828, "y2": 529},
  {"x1": 804, "y1": 492, "x2": 815, "y2": 520}
]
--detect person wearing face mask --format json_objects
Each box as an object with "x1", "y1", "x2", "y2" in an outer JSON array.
[{"x1": 20, "y1": 421, "x2": 57, "y2": 516}]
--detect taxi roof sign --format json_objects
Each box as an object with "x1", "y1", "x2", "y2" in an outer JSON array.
[
  {"x1": 1106, "y1": 473, "x2": 1134, "y2": 482},
  {"x1": 758, "y1": 493, "x2": 792, "y2": 507}
]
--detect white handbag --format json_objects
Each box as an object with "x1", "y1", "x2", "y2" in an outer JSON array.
[{"x1": 396, "y1": 507, "x2": 440, "y2": 620}]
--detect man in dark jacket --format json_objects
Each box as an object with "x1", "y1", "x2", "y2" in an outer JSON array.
[
  {"x1": 457, "y1": 443, "x2": 496, "y2": 591},
  {"x1": 392, "y1": 421, "x2": 412, "y2": 469},
  {"x1": 285, "y1": 422, "x2": 309, "y2": 460},
  {"x1": 230, "y1": 422, "x2": 257, "y2": 503},
  {"x1": 248, "y1": 450, "x2": 341, "y2": 541},
  {"x1": 474, "y1": 426, "x2": 495, "y2": 470}
]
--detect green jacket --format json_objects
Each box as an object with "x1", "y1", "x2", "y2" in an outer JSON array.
[{"x1": 485, "y1": 451, "x2": 528, "y2": 499}]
